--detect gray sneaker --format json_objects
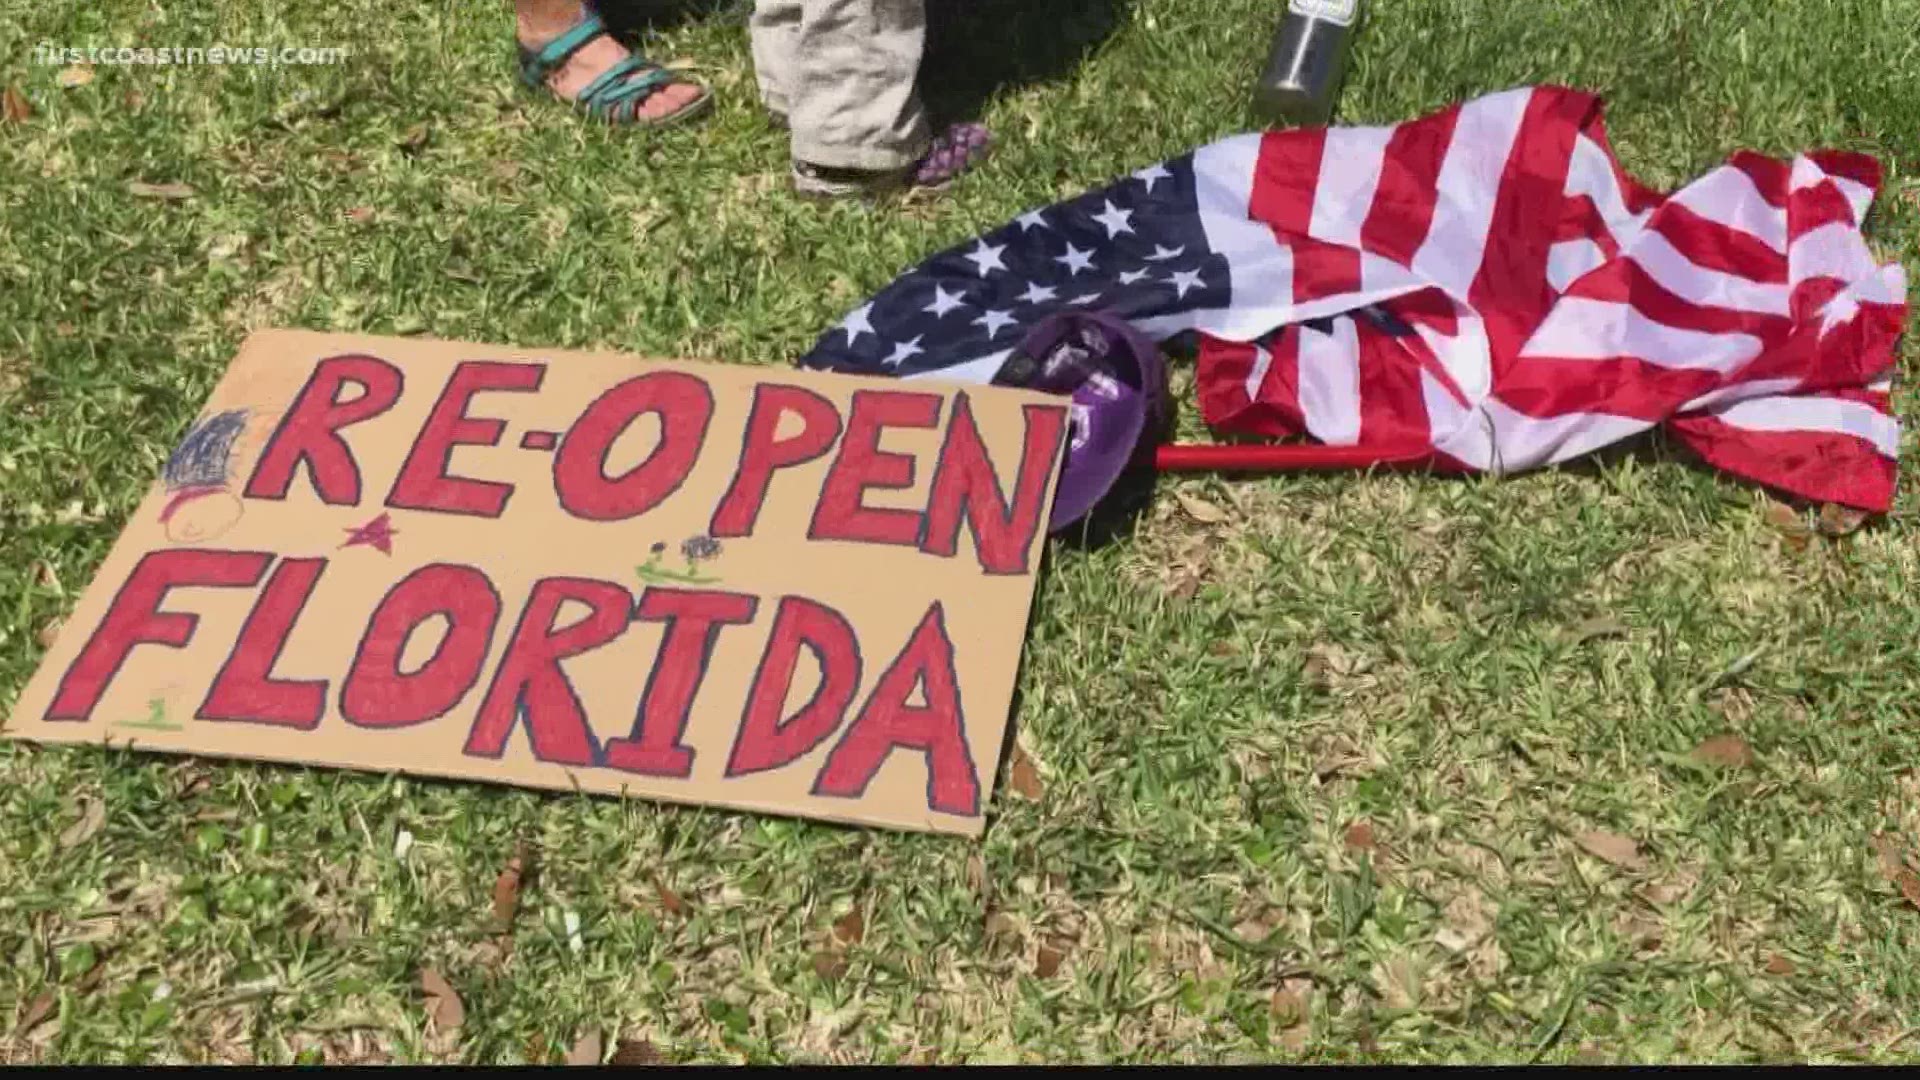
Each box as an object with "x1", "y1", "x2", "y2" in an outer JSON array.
[
  {"x1": 788, "y1": 122, "x2": 992, "y2": 201},
  {"x1": 790, "y1": 160, "x2": 913, "y2": 200}
]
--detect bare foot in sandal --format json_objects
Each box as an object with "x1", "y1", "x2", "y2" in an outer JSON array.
[{"x1": 515, "y1": 0, "x2": 707, "y2": 124}]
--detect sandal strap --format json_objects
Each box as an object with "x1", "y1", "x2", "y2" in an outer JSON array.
[
  {"x1": 575, "y1": 55, "x2": 674, "y2": 115},
  {"x1": 591, "y1": 70, "x2": 680, "y2": 118},
  {"x1": 519, "y1": 11, "x2": 612, "y2": 87}
]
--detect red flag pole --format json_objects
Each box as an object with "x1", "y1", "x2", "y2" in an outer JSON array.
[{"x1": 1152, "y1": 442, "x2": 1465, "y2": 474}]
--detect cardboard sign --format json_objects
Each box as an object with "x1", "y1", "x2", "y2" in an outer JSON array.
[{"x1": 6, "y1": 330, "x2": 1067, "y2": 836}]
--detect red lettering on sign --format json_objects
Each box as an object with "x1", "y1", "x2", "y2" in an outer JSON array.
[
  {"x1": 808, "y1": 389, "x2": 943, "y2": 548},
  {"x1": 464, "y1": 577, "x2": 633, "y2": 765},
  {"x1": 198, "y1": 556, "x2": 330, "y2": 729},
  {"x1": 920, "y1": 394, "x2": 1067, "y2": 575},
  {"x1": 725, "y1": 596, "x2": 863, "y2": 778},
  {"x1": 553, "y1": 371, "x2": 713, "y2": 521},
  {"x1": 812, "y1": 603, "x2": 979, "y2": 817},
  {"x1": 709, "y1": 384, "x2": 843, "y2": 539},
  {"x1": 386, "y1": 360, "x2": 545, "y2": 518},
  {"x1": 244, "y1": 355, "x2": 404, "y2": 505},
  {"x1": 601, "y1": 588, "x2": 758, "y2": 778},
  {"x1": 45, "y1": 549, "x2": 273, "y2": 722},
  {"x1": 340, "y1": 564, "x2": 502, "y2": 728}
]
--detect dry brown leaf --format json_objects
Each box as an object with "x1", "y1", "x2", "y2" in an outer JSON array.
[
  {"x1": 1302, "y1": 651, "x2": 1332, "y2": 692},
  {"x1": 1817, "y1": 503, "x2": 1869, "y2": 537},
  {"x1": 2, "y1": 85, "x2": 30, "y2": 124},
  {"x1": 566, "y1": 1029, "x2": 602, "y2": 1065},
  {"x1": 1763, "y1": 953, "x2": 1797, "y2": 976},
  {"x1": 472, "y1": 939, "x2": 510, "y2": 971},
  {"x1": 1035, "y1": 940, "x2": 1067, "y2": 978},
  {"x1": 965, "y1": 854, "x2": 987, "y2": 895},
  {"x1": 800, "y1": 1001, "x2": 864, "y2": 1053},
  {"x1": 1175, "y1": 492, "x2": 1228, "y2": 524},
  {"x1": 59, "y1": 797, "x2": 106, "y2": 849},
  {"x1": 1637, "y1": 881, "x2": 1688, "y2": 906},
  {"x1": 1619, "y1": 912, "x2": 1664, "y2": 953},
  {"x1": 984, "y1": 910, "x2": 1020, "y2": 942},
  {"x1": 1235, "y1": 915, "x2": 1273, "y2": 944},
  {"x1": 344, "y1": 206, "x2": 376, "y2": 224},
  {"x1": 419, "y1": 968, "x2": 464, "y2": 1032},
  {"x1": 1377, "y1": 955, "x2": 1422, "y2": 1009},
  {"x1": 1007, "y1": 746, "x2": 1044, "y2": 801},
  {"x1": 127, "y1": 180, "x2": 196, "y2": 200},
  {"x1": 652, "y1": 874, "x2": 686, "y2": 916},
  {"x1": 1871, "y1": 834, "x2": 1908, "y2": 881},
  {"x1": 831, "y1": 909, "x2": 864, "y2": 946},
  {"x1": 1691, "y1": 734, "x2": 1754, "y2": 768},
  {"x1": 1763, "y1": 500, "x2": 1812, "y2": 551},
  {"x1": 1356, "y1": 1017, "x2": 1379, "y2": 1058},
  {"x1": 15, "y1": 990, "x2": 55, "y2": 1037},
  {"x1": 812, "y1": 950, "x2": 848, "y2": 980},
  {"x1": 1344, "y1": 821, "x2": 1377, "y2": 852},
  {"x1": 36, "y1": 617, "x2": 63, "y2": 650},
  {"x1": 489, "y1": 160, "x2": 523, "y2": 183},
  {"x1": 74, "y1": 955, "x2": 109, "y2": 994},
  {"x1": 1571, "y1": 616, "x2": 1629, "y2": 644},
  {"x1": 1269, "y1": 984, "x2": 1309, "y2": 1028},
  {"x1": 1574, "y1": 830, "x2": 1647, "y2": 871},
  {"x1": 1710, "y1": 687, "x2": 1755, "y2": 725},
  {"x1": 492, "y1": 843, "x2": 529, "y2": 927},
  {"x1": 56, "y1": 65, "x2": 94, "y2": 89},
  {"x1": 1897, "y1": 869, "x2": 1920, "y2": 912},
  {"x1": 609, "y1": 1039, "x2": 663, "y2": 1066}
]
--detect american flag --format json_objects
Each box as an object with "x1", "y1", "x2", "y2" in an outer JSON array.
[{"x1": 798, "y1": 86, "x2": 1909, "y2": 510}]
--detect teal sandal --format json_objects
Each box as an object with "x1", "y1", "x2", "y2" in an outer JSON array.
[{"x1": 516, "y1": 12, "x2": 711, "y2": 128}]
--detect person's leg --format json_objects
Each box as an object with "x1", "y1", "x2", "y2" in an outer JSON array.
[
  {"x1": 749, "y1": 0, "x2": 804, "y2": 124},
  {"x1": 515, "y1": 0, "x2": 704, "y2": 123},
  {"x1": 786, "y1": 0, "x2": 931, "y2": 173}
]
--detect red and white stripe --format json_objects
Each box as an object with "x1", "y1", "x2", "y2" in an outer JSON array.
[{"x1": 1194, "y1": 86, "x2": 1907, "y2": 509}]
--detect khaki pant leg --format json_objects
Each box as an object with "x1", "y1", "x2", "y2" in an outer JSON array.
[
  {"x1": 772, "y1": 0, "x2": 930, "y2": 171},
  {"x1": 749, "y1": 0, "x2": 804, "y2": 119}
]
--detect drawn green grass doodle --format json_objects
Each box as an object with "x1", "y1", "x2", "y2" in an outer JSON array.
[
  {"x1": 114, "y1": 698, "x2": 182, "y2": 733},
  {"x1": 635, "y1": 536, "x2": 724, "y2": 586}
]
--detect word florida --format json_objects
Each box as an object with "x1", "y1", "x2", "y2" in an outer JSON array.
[
  {"x1": 247, "y1": 355, "x2": 1069, "y2": 576},
  {"x1": 43, "y1": 551, "x2": 987, "y2": 818}
]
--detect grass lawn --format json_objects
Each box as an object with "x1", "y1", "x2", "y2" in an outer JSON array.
[{"x1": 4, "y1": 0, "x2": 1920, "y2": 1064}]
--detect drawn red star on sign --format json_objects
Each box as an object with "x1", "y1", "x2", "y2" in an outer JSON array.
[{"x1": 341, "y1": 511, "x2": 399, "y2": 555}]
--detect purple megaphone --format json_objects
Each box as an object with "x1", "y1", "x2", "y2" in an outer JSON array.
[{"x1": 993, "y1": 310, "x2": 1169, "y2": 532}]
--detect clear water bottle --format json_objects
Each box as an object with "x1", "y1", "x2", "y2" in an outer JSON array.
[{"x1": 1252, "y1": 0, "x2": 1363, "y2": 127}]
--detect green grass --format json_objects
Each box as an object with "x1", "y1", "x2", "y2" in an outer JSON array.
[{"x1": 4, "y1": 0, "x2": 1920, "y2": 1064}]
